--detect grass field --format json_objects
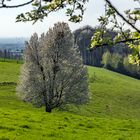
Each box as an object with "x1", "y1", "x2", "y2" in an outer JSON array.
[{"x1": 0, "y1": 61, "x2": 140, "y2": 140}]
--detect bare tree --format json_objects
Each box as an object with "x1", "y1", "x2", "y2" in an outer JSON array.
[{"x1": 17, "y1": 22, "x2": 89, "y2": 112}]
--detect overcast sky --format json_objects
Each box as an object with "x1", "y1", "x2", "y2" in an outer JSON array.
[{"x1": 0, "y1": 0, "x2": 139, "y2": 37}]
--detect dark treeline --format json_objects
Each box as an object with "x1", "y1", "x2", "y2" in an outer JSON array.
[
  {"x1": 74, "y1": 25, "x2": 140, "y2": 79},
  {"x1": 0, "y1": 49, "x2": 23, "y2": 63},
  {"x1": 102, "y1": 51, "x2": 140, "y2": 79},
  {"x1": 0, "y1": 49, "x2": 23, "y2": 62}
]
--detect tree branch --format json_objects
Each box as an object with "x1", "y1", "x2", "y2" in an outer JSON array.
[
  {"x1": 90, "y1": 37, "x2": 140, "y2": 51},
  {"x1": 0, "y1": 0, "x2": 34, "y2": 8},
  {"x1": 104, "y1": 0, "x2": 140, "y2": 33}
]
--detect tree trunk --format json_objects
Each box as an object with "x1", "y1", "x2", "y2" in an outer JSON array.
[{"x1": 45, "y1": 104, "x2": 52, "y2": 113}]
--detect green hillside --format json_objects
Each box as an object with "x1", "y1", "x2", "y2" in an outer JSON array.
[
  {"x1": 0, "y1": 61, "x2": 21, "y2": 82},
  {"x1": 73, "y1": 66, "x2": 140, "y2": 119},
  {"x1": 0, "y1": 61, "x2": 140, "y2": 140}
]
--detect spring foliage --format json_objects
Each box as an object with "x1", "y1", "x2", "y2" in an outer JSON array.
[{"x1": 17, "y1": 22, "x2": 89, "y2": 112}]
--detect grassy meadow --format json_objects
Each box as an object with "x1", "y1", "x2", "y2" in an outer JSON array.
[{"x1": 0, "y1": 60, "x2": 140, "y2": 139}]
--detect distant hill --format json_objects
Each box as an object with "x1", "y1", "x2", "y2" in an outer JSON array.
[
  {"x1": 0, "y1": 38, "x2": 28, "y2": 44},
  {"x1": 0, "y1": 38, "x2": 28, "y2": 50}
]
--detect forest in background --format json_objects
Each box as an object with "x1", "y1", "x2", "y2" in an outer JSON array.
[
  {"x1": 0, "y1": 25, "x2": 139, "y2": 79},
  {"x1": 74, "y1": 25, "x2": 140, "y2": 79}
]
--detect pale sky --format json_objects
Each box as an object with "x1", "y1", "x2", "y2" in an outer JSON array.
[{"x1": 0, "y1": 0, "x2": 139, "y2": 37}]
